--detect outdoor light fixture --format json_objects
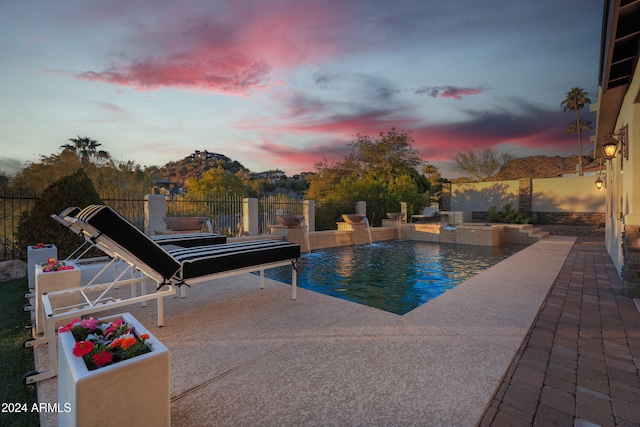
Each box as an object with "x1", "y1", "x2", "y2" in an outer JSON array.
[
  {"x1": 595, "y1": 176, "x2": 604, "y2": 190},
  {"x1": 602, "y1": 125, "x2": 628, "y2": 160},
  {"x1": 602, "y1": 130, "x2": 619, "y2": 159}
]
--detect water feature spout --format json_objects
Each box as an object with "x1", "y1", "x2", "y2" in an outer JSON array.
[
  {"x1": 298, "y1": 217, "x2": 311, "y2": 254},
  {"x1": 362, "y1": 217, "x2": 373, "y2": 245}
]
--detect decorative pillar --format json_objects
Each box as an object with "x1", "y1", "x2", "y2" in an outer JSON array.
[
  {"x1": 145, "y1": 194, "x2": 167, "y2": 236},
  {"x1": 621, "y1": 224, "x2": 640, "y2": 297},
  {"x1": 441, "y1": 183, "x2": 451, "y2": 211},
  {"x1": 243, "y1": 198, "x2": 259, "y2": 235},
  {"x1": 519, "y1": 178, "x2": 532, "y2": 214},
  {"x1": 303, "y1": 200, "x2": 315, "y2": 232}
]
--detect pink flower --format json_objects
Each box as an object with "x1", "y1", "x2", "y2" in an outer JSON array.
[
  {"x1": 92, "y1": 350, "x2": 113, "y2": 367},
  {"x1": 58, "y1": 318, "x2": 80, "y2": 333},
  {"x1": 72, "y1": 341, "x2": 94, "y2": 357},
  {"x1": 81, "y1": 317, "x2": 99, "y2": 330}
]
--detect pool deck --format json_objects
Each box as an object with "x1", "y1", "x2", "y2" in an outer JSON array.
[{"x1": 34, "y1": 236, "x2": 640, "y2": 426}]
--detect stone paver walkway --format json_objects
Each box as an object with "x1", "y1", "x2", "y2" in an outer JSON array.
[{"x1": 480, "y1": 238, "x2": 640, "y2": 426}]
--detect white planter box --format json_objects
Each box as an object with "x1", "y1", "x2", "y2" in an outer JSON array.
[
  {"x1": 27, "y1": 244, "x2": 57, "y2": 289},
  {"x1": 58, "y1": 312, "x2": 170, "y2": 427},
  {"x1": 35, "y1": 264, "x2": 81, "y2": 335}
]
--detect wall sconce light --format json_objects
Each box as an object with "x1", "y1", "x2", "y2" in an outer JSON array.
[
  {"x1": 602, "y1": 134, "x2": 618, "y2": 159},
  {"x1": 595, "y1": 176, "x2": 604, "y2": 190},
  {"x1": 602, "y1": 125, "x2": 628, "y2": 160}
]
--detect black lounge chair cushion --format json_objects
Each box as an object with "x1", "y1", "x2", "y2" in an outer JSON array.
[
  {"x1": 168, "y1": 240, "x2": 300, "y2": 279},
  {"x1": 152, "y1": 233, "x2": 227, "y2": 247},
  {"x1": 76, "y1": 205, "x2": 181, "y2": 280},
  {"x1": 75, "y1": 205, "x2": 300, "y2": 284}
]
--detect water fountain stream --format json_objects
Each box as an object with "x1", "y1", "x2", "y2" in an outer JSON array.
[
  {"x1": 298, "y1": 217, "x2": 311, "y2": 254},
  {"x1": 362, "y1": 217, "x2": 373, "y2": 245}
]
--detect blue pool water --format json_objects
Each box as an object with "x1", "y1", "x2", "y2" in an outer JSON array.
[{"x1": 264, "y1": 240, "x2": 527, "y2": 315}]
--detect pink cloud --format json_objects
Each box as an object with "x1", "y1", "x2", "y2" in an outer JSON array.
[
  {"x1": 76, "y1": 53, "x2": 271, "y2": 94},
  {"x1": 70, "y1": 1, "x2": 349, "y2": 94},
  {"x1": 415, "y1": 85, "x2": 484, "y2": 100},
  {"x1": 249, "y1": 137, "x2": 350, "y2": 173}
]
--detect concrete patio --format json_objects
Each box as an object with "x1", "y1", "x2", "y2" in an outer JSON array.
[{"x1": 33, "y1": 235, "x2": 639, "y2": 426}]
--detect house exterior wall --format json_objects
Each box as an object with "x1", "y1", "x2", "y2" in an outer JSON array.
[
  {"x1": 603, "y1": 64, "x2": 640, "y2": 294},
  {"x1": 532, "y1": 176, "x2": 606, "y2": 212}
]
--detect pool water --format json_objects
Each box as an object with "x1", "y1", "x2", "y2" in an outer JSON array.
[{"x1": 263, "y1": 240, "x2": 527, "y2": 315}]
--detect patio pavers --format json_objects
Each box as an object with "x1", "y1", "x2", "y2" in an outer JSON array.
[{"x1": 479, "y1": 238, "x2": 640, "y2": 426}]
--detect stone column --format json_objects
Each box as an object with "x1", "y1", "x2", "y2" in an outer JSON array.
[
  {"x1": 441, "y1": 183, "x2": 451, "y2": 211},
  {"x1": 145, "y1": 194, "x2": 167, "y2": 236},
  {"x1": 303, "y1": 200, "x2": 315, "y2": 232},
  {"x1": 622, "y1": 223, "x2": 640, "y2": 297},
  {"x1": 519, "y1": 178, "x2": 532, "y2": 214},
  {"x1": 243, "y1": 198, "x2": 259, "y2": 235},
  {"x1": 355, "y1": 201, "x2": 367, "y2": 216}
]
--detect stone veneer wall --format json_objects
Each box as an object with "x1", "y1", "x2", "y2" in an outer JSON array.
[
  {"x1": 471, "y1": 211, "x2": 604, "y2": 226},
  {"x1": 519, "y1": 178, "x2": 532, "y2": 214},
  {"x1": 621, "y1": 225, "x2": 640, "y2": 297}
]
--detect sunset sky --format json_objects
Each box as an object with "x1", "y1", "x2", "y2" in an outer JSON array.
[{"x1": 0, "y1": 0, "x2": 603, "y2": 178}]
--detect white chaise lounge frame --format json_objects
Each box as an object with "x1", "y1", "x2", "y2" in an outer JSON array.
[{"x1": 23, "y1": 205, "x2": 299, "y2": 384}]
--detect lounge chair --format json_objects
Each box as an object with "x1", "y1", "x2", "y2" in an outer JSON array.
[
  {"x1": 411, "y1": 207, "x2": 438, "y2": 223},
  {"x1": 23, "y1": 205, "x2": 300, "y2": 384},
  {"x1": 50, "y1": 207, "x2": 227, "y2": 262}
]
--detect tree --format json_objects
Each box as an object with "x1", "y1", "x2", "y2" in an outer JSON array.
[
  {"x1": 451, "y1": 148, "x2": 514, "y2": 182},
  {"x1": 60, "y1": 136, "x2": 111, "y2": 166},
  {"x1": 345, "y1": 128, "x2": 421, "y2": 181},
  {"x1": 307, "y1": 128, "x2": 423, "y2": 201},
  {"x1": 561, "y1": 87, "x2": 591, "y2": 176},
  {"x1": 13, "y1": 138, "x2": 155, "y2": 195},
  {"x1": 184, "y1": 166, "x2": 246, "y2": 198},
  {"x1": 16, "y1": 169, "x2": 103, "y2": 258}
]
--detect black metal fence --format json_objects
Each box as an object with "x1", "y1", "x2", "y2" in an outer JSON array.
[
  {"x1": 0, "y1": 188, "x2": 148, "y2": 261},
  {"x1": 1, "y1": 189, "x2": 307, "y2": 261},
  {"x1": 167, "y1": 194, "x2": 244, "y2": 236},
  {"x1": 1, "y1": 187, "x2": 39, "y2": 261},
  {"x1": 1, "y1": 187, "x2": 393, "y2": 261}
]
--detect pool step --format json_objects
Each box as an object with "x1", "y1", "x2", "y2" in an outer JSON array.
[{"x1": 504, "y1": 224, "x2": 549, "y2": 243}]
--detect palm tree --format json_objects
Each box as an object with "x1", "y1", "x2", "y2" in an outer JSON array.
[
  {"x1": 561, "y1": 87, "x2": 591, "y2": 176},
  {"x1": 60, "y1": 136, "x2": 111, "y2": 166}
]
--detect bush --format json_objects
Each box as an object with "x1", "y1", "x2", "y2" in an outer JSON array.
[
  {"x1": 16, "y1": 169, "x2": 103, "y2": 259},
  {"x1": 487, "y1": 202, "x2": 538, "y2": 224}
]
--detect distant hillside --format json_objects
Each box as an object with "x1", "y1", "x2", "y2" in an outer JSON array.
[
  {"x1": 154, "y1": 150, "x2": 598, "y2": 185},
  {"x1": 156, "y1": 151, "x2": 248, "y2": 183},
  {"x1": 490, "y1": 155, "x2": 597, "y2": 180}
]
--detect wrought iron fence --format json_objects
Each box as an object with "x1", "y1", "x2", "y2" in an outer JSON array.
[
  {"x1": 167, "y1": 194, "x2": 244, "y2": 236},
  {"x1": 0, "y1": 188, "x2": 149, "y2": 261},
  {"x1": 259, "y1": 194, "x2": 303, "y2": 234},
  {"x1": 0, "y1": 186, "x2": 39, "y2": 261},
  {"x1": 102, "y1": 191, "x2": 147, "y2": 230}
]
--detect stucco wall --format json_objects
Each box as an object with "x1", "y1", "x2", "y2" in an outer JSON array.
[
  {"x1": 450, "y1": 176, "x2": 605, "y2": 213},
  {"x1": 450, "y1": 180, "x2": 520, "y2": 211},
  {"x1": 532, "y1": 176, "x2": 605, "y2": 212}
]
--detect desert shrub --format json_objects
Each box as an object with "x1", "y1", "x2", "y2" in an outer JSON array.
[
  {"x1": 487, "y1": 202, "x2": 538, "y2": 224},
  {"x1": 16, "y1": 169, "x2": 103, "y2": 259}
]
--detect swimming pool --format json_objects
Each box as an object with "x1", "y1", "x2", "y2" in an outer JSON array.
[{"x1": 264, "y1": 240, "x2": 527, "y2": 315}]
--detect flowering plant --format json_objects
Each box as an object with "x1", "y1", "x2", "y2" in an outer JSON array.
[
  {"x1": 40, "y1": 258, "x2": 75, "y2": 272},
  {"x1": 59, "y1": 317, "x2": 152, "y2": 371},
  {"x1": 31, "y1": 242, "x2": 52, "y2": 249}
]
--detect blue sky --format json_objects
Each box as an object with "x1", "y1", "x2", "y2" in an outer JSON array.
[{"x1": 0, "y1": 0, "x2": 603, "y2": 177}]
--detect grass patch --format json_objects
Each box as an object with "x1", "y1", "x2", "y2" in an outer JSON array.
[{"x1": 0, "y1": 277, "x2": 40, "y2": 427}]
